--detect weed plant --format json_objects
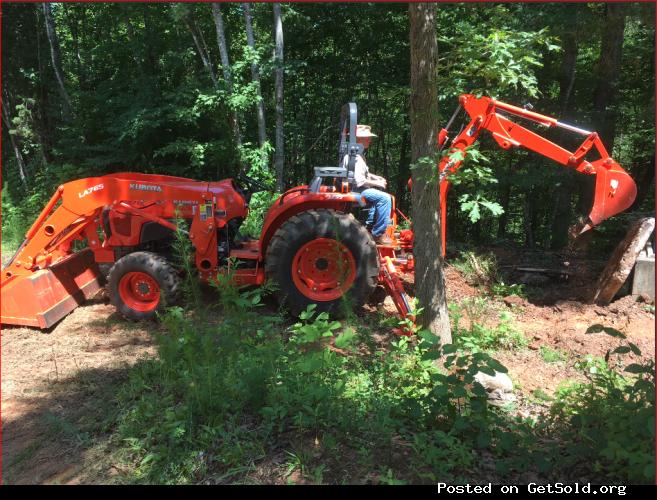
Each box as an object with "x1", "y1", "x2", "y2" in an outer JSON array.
[{"x1": 110, "y1": 254, "x2": 653, "y2": 485}]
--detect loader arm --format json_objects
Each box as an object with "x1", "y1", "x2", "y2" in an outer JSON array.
[
  {"x1": 437, "y1": 94, "x2": 638, "y2": 254},
  {"x1": 1, "y1": 173, "x2": 244, "y2": 328}
]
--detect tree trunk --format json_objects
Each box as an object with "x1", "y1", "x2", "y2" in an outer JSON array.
[
  {"x1": 211, "y1": 3, "x2": 242, "y2": 149},
  {"x1": 549, "y1": 28, "x2": 579, "y2": 249},
  {"x1": 579, "y1": 4, "x2": 627, "y2": 224},
  {"x1": 42, "y1": 3, "x2": 73, "y2": 119},
  {"x1": 273, "y1": 3, "x2": 285, "y2": 191},
  {"x1": 243, "y1": 3, "x2": 267, "y2": 147},
  {"x1": 593, "y1": 3, "x2": 627, "y2": 149},
  {"x1": 559, "y1": 21, "x2": 578, "y2": 118},
  {"x1": 523, "y1": 193, "x2": 534, "y2": 248},
  {"x1": 630, "y1": 153, "x2": 655, "y2": 211},
  {"x1": 1, "y1": 97, "x2": 29, "y2": 185},
  {"x1": 183, "y1": 9, "x2": 219, "y2": 89},
  {"x1": 409, "y1": 3, "x2": 451, "y2": 344},
  {"x1": 395, "y1": 129, "x2": 410, "y2": 205}
]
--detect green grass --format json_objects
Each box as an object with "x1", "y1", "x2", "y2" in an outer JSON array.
[
  {"x1": 539, "y1": 346, "x2": 568, "y2": 364},
  {"x1": 98, "y1": 241, "x2": 655, "y2": 485}
]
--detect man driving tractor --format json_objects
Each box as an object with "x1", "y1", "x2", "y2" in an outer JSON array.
[{"x1": 343, "y1": 124, "x2": 393, "y2": 245}]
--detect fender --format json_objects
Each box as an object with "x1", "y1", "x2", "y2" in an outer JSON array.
[{"x1": 259, "y1": 187, "x2": 364, "y2": 257}]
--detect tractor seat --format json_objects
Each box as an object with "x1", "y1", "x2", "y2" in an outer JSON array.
[
  {"x1": 308, "y1": 166, "x2": 368, "y2": 207},
  {"x1": 308, "y1": 166, "x2": 349, "y2": 193}
]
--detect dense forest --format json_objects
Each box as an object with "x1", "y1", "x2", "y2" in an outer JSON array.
[
  {"x1": 2, "y1": 2, "x2": 655, "y2": 486},
  {"x1": 2, "y1": 2, "x2": 654, "y2": 253}
]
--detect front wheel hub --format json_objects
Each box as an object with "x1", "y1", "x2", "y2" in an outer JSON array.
[
  {"x1": 292, "y1": 238, "x2": 356, "y2": 301},
  {"x1": 118, "y1": 271, "x2": 161, "y2": 312}
]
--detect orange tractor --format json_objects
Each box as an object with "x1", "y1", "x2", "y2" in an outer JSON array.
[{"x1": 1, "y1": 95, "x2": 637, "y2": 329}]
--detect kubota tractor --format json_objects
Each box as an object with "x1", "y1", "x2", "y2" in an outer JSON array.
[{"x1": 1, "y1": 95, "x2": 637, "y2": 330}]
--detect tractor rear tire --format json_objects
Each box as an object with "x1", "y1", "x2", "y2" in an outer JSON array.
[
  {"x1": 108, "y1": 251, "x2": 181, "y2": 321},
  {"x1": 265, "y1": 209, "x2": 379, "y2": 317}
]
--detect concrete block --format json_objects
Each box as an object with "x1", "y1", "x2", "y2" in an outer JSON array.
[{"x1": 632, "y1": 254, "x2": 655, "y2": 301}]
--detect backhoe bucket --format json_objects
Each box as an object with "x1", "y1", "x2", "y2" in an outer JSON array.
[
  {"x1": 1, "y1": 249, "x2": 104, "y2": 329},
  {"x1": 581, "y1": 166, "x2": 638, "y2": 233}
]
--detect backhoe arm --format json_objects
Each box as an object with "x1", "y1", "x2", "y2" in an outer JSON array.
[{"x1": 437, "y1": 94, "x2": 637, "y2": 254}]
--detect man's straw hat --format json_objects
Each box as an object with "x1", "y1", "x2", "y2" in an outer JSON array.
[{"x1": 356, "y1": 124, "x2": 377, "y2": 138}]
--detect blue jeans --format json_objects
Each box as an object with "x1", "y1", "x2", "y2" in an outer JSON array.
[{"x1": 361, "y1": 188, "x2": 392, "y2": 237}]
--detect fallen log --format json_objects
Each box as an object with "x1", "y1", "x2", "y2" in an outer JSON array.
[{"x1": 590, "y1": 217, "x2": 655, "y2": 305}]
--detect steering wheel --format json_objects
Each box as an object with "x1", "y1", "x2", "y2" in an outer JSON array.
[{"x1": 236, "y1": 171, "x2": 272, "y2": 193}]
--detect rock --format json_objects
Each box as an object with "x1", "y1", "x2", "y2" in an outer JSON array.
[
  {"x1": 487, "y1": 389, "x2": 517, "y2": 407},
  {"x1": 474, "y1": 371, "x2": 513, "y2": 393},
  {"x1": 503, "y1": 295, "x2": 524, "y2": 307}
]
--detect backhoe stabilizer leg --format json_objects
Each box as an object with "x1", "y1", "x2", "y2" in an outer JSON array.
[{"x1": 380, "y1": 256, "x2": 415, "y2": 335}]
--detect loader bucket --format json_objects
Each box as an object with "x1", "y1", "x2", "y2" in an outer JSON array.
[
  {"x1": 581, "y1": 166, "x2": 638, "y2": 233},
  {"x1": 1, "y1": 249, "x2": 104, "y2": 329}
]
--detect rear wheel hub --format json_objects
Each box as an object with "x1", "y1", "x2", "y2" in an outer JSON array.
[{"x1": 292, "y1": 238, "x2": 356, "y2": 301}]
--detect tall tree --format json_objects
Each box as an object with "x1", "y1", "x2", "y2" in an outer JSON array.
[
  {"x1": 211, "y1": 2, "x2": 242, "y2": 148},
  {"x1": 549, "y1": 16, "x2": 579, "y2": 249},
  {"x1": 593, "y1": 3, "x2": 627, "y2": 149},
  {"x1": 180, "y1": 6, "x2": 219, "y2": 88},
  {"x1": 579, "y1": 3, "x2": 627, "y2": 221},
  {"x1": 409, "y1": 3, "x2": 451, "y2": 343},
  {"x1": 41, "y1": 3, "x2": 73, "y2": 118},
  {"x1": 273, "y1": 3, "x2": 285, "y2": 191},
  {"x1": 242, "y1": 3, "x2": 267, "y2": 147},
  {"x1": 1, "y1": 92, "x2": 29, "y2": 185}
]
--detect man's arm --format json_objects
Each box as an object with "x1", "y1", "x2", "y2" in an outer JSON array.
[
  {"x1": 365, "y1": 173, "x2": 387, "y2": 189},
  {"x1": 352, "y1": 155, "x2": 388, "y2": 190}
]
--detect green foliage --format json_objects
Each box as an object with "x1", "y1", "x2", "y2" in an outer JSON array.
[
  {"x1": 452, "y1": 250, "x2": 499, "y2": 286},
  {"x1": 450, "y1": 300, "x2": 528, "y2": 352},
  {"x1": 237, "y1": 142, "x2": 277, "y2": 238},
  {"x1": 440, "y1": 23, "x2": 558, "y2": 98},
  {"x1": 3, "y1": 2, "x2": 654, "y2": 252},
  {"x1": 545, "y1": 334, "x2": 655, "y2": 483},
  {"x1": 446, "y1": 147, "x2": 504, "y2": 223},
  {"x1": 452, "y1": 251, "x2": 526, "y2": 299},
  {"x1": 489, "y1": 281, "x2": 526, "y2": 299}
]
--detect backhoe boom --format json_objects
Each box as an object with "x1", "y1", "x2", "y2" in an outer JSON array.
[{"x1": 437, "y1": 94, "x2": 638, "y2": 254}]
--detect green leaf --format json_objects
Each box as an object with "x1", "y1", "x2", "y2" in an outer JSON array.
[
  {"x1": 419, "y1": 329, "x2": 440, "y2": 346},
  {"x1": 334, "y1": 329, "x2": 356, "y2": 349},
  {"x1": 442, "y1": 344, "x2": 458, "y2": 354},
  {"x1": 477, "y1": 365, "x2": 497, "y2": 376},
  {"x1": 480, "y1": 200, "x2": 504, "y2": 216},
  {"x1": 421, "y1": 350, "x2": 442, "y2": 361},
  {"x1": 625, "y1": 364, "x2": 647, "y2": 374},
  {"x1": 487, "y1": 359, "x2": 508, "y2": 374},
  {"x1": 476, "y1": 431, "x2": 491, "y2": 448}
]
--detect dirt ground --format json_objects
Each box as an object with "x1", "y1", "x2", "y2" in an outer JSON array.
[
  {"x1": 1, "y1": 249, "x2": 655, "y2": 484},
  {"x1": 1, "y1": 297, "x2": 160, "y2": 484}
]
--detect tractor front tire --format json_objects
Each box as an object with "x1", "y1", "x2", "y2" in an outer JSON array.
[
  {"x1": 265, "y1": 209, "x2": 379, "y2": 317},
  {"x1": 108, "y1": 251, "x2": 181, "y2": 321}
]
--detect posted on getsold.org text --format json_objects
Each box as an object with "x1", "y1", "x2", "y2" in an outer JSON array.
[{"x1": 437, "y1": 483, "x2": 629, "y2": 495}]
